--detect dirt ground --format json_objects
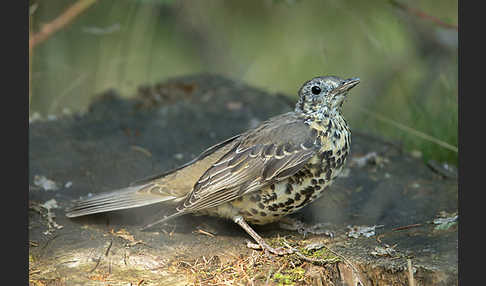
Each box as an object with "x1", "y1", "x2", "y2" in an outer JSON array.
[{"x1": 29, "y1": 74, "x2": 457, "y2": 285}]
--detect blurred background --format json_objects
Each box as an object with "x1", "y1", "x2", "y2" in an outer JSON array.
[{"x1": 29, "y1": 0, "x2": 458, "y2": 165}]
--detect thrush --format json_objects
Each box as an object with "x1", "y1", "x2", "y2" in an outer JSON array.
[{"x1": 66, "y1": 75, "x2": 360, "y2": 255}]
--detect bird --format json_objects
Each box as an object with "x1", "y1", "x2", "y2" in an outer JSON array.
[{"x1": 65, "y1": 75, "x2": 360, "y2": 255}]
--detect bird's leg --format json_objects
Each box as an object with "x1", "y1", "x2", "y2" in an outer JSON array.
[{"x1": 233, "y1": 216, "x2": 293, "y2": 255}]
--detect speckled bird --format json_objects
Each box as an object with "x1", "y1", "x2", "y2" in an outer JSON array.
[{"x1": 66, "y1": 75, "x2": 360, "y2": 255}]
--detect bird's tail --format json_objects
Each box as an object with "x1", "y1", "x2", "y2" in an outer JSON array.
[{"x1": 65, "y1": 183, "x2": 178, "y2": 218}]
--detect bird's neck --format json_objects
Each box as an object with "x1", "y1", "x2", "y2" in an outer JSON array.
[
  {"x1": 303, "y1": 109, "x2": 351, "y2": 154},
  {"x1": 296, "y1": 104, "x2": 343, "y2": 125},
  {"x1": 296, "y1": 105, "x2": 350, "y2": 148}
]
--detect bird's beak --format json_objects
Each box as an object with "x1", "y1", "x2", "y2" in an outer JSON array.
[
  {"x1": 340, "y1": 77, "x2": 360, "y2": 92},
  {"x1": 331, "y1": 77, "x2": 360, "y2": 96},
  {"x1": 344, "y1": 77, "x2": 360, "y2": 89}
]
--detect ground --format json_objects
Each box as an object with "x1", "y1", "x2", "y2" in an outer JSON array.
[{"x1": 29, "y1": 74, "x2": 457, "y2": 286}]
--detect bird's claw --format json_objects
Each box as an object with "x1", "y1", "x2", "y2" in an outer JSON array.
[{"x1": 245, "y1": 240, "x2": 293, "y2": 255}]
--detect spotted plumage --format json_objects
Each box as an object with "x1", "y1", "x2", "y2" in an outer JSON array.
[{"x1": 65, "y1": 75, "x2": 360, "y2": 255}]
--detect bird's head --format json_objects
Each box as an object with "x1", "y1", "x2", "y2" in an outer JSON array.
[{"x1": 295, "y1": 76, "x2": 360, "y2": 119}]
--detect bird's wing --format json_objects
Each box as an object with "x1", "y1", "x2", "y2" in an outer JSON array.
[
  {"x1": 177, "y1": 112, "x2": 321, "y2": 212},
  {"x1": 128, "y1": 135, "x2": 241, "y2": 199},
  {"x1": 65, "y1": 184, "x2": 176, "y2": 217},
  {"x1": 130, "y1": 135, "x2": 241, "y2": 187}
]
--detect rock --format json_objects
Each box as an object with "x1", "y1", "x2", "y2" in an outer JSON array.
[{"x1": 29, "y1": 74, "x2": 457, "y2": 285}]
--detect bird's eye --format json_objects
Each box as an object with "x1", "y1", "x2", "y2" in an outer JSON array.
[{"x1": 311, "y1": 86, "x2": 321, "y2": 95}]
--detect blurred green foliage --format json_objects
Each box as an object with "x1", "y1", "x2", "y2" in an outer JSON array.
[{"x1": 29, "y1": 0, "x2": 457, "y2": 165}]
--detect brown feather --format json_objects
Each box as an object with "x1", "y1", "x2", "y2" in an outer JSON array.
[{"x1": 177, "y1": 112, "x2": 321, "y2": 213}]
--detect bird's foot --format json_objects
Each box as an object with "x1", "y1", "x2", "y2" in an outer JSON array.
[
  {"x1": 246, "y1": 240, "x2": 293, "y2": 256},
  {"x1": 278, "y1": 217, "x2": 305, "y2": 232},
  {"x1": 279, "y1": 217, "x2": 334, "y2": 238}
]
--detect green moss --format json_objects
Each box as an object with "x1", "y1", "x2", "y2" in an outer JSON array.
[
  {"x1": 300, "y1": 247, "x2": 341, "y2": 264},
  {"x1": 273, "y1": 266, "x2": 306, "y2": 285}
]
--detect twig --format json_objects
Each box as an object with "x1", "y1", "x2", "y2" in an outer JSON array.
[
  {"x1": 392, "y1": 223, "x2": 423, "y2": 231},
  {"x1": 29, "y1": 0, "x2": 98, "y2": 111},
  {"x1": 131, "y1": 145, "x2": 153, "y2": 157},
  {"x1": 264, "y1": 267, "x2": 274, "y2": 285},
  {"x1": 89, "y1": 254, "x2": 103, "y2": 273},
  {"x1": 390, "y1": 0, "x2": 458, "y2": 31},
  {"x1": 407, "y1": 258, "x2": 415, "y2": 286},
  {"x1": 29, "y1": 0, "x2": 98, "y2": 50},
  {"x1": 40, "y1": 234, "x2": 59, "y2": 256},
  {"x1": 194, "y1": 228, "x2": 216, "y2": 238},
  {"x1": 104, "y1": 239, "x2": 113, "y2": 256},
  {"x1": 89, "y1": 240, "x2": 113, "y2": 273}
]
